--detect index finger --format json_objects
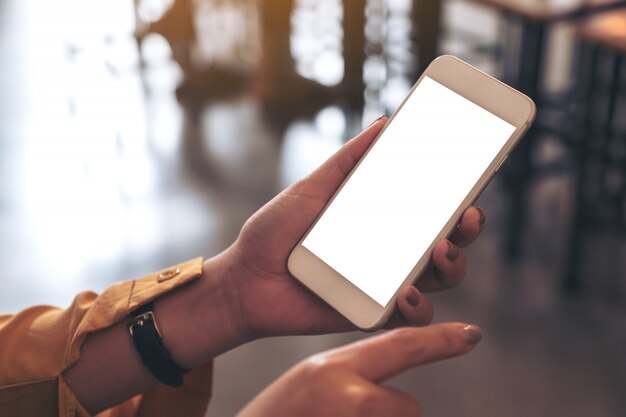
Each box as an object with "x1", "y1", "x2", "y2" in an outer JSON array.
[
  {"x1": 448, "y1": 206, "x2": 485, "y2": 248},
  {"x1": 330, "y1": 323, "x2": 482, "y2": 383}
]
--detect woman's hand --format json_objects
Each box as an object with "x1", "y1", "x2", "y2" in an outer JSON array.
[
  {"x1": 237, "y1": 323, "x2": 482, "y2": 417},
  {"x1": 221, "y1": 117, "x2": 486, "y2": 339},
  {"x1": 62, "y1": 119, "x2": 485, "y2": 414}
]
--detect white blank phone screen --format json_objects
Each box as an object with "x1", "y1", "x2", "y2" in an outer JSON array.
[{"x1": 302, "y1": 76, "x2": 516, "y2": 307}]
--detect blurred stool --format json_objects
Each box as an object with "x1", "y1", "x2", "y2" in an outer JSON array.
[
  {"x1": 458, "y1": 0, "x2": 626, "y2": 258},
  {"x1": 566, "y1": 8, "x2": 626, "y2": 294},
  {"x1": 411, "y1": 0, "x2": 443, "y2": 78}
]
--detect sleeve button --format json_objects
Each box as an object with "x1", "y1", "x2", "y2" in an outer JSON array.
[{"x1": 157, "y1": 268, "x2": 180, "y2": 283}]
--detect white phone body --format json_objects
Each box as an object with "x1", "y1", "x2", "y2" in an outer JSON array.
[{"x1": 287, "y1": 55, "x2": 536, "y2": 331}]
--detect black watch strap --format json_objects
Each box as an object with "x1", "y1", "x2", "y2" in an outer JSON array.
[{"x1": 129, "y1": 302, "x2": 190, "y2": 387}]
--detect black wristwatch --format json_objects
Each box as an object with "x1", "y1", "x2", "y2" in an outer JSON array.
[{"x1": 128, "y1": 302, "x2": 190, "y2": 387}]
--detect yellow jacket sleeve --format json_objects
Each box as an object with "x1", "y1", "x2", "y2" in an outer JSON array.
[{"x1": 0, "y1": 257, "x2": 213, "y2": 417}]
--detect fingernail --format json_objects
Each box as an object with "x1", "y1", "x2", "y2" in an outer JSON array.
[
  {"x1": 446, "y1": 241, "x2": 459, "y2": 262},
  {"x1": 462, "y1": 325, "x2": 482, "y2": 345},
  {"x1": 476, "y1": 206, "x2": 486, "y2": 226},
  {"x1": 406, "y1": 287, "x2": 420, "y2": 307},
  {"x1": 367, "y1": 114, "x2": 386, "y2": 128}
]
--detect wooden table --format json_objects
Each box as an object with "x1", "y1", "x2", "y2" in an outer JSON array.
[
  {"x1": 563, "y1": 8, "x2": 626, "y2": 292},
  {"x1": 468, "y1": 0, "x2": 624, "y2": 22},
  {"x1": 577, "y1": 7, "x2": 626, "y2": 50},
  {"x1": 458, "y1": 0, "x2": 626, "y2": 260}
]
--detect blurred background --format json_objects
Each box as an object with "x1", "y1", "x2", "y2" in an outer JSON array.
[{"x1": 1, "y1": 0, "x2": 626, "y2": 415}]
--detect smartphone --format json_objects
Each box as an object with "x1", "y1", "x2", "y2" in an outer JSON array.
[{"x1": 287, "y1": 55, "x2": 536, "y2": 331}]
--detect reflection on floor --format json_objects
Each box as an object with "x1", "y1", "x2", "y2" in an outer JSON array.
[{"x1": 0, "y1": 1, "x2": 624, "y2": 416}]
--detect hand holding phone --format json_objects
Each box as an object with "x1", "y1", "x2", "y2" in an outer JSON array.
[
  {"x1": 288, "y1": 56, "x2": 535, "y2": 330},
  {"x1": 226, "y1": 117, "x2": 485, "y2": 339}
]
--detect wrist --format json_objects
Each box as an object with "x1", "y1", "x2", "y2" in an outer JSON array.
[{"x1": 152, "y1": 252, "x2": 248, "y2": 369}]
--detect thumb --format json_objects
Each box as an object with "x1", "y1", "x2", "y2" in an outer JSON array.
[
  {"x1": 293, "y1": 116, "x2": 387, "y2": 199},
  {"x1": 330, "y1": 323, "x2": 482, "y2": 383}
]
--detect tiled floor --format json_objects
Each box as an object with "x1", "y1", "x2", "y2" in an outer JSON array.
[{"x1": 1, "y1": 0, "x2": 624, "y2": 416}]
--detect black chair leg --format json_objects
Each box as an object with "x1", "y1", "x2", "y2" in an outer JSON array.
[{"x1": 503, "y1": 19, "x2": 546, "y2": 259}]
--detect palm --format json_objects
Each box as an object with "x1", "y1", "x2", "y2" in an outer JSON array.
[
  {"x1": 231, "y1": 172, "x2": 354, "y2": 337},
  {"x1": 225, "y1": 119, "x2": 483, "y2": 338}
]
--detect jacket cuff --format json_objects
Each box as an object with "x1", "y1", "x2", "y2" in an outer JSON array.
[{"x1": 67, "y1": 257, "x2": 204, "y2": 367}]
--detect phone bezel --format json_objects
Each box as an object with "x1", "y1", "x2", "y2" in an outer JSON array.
[{"x1": 288, "y1": 55, "x2": 536, "y2": 331}]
